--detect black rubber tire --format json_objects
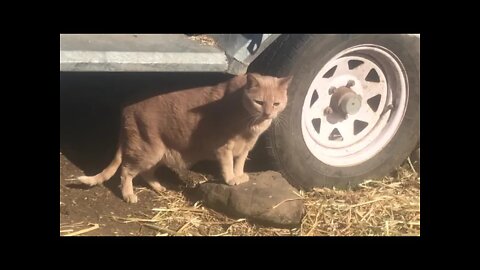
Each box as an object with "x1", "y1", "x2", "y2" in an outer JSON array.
[{"x1": 259, "y1": 34, "x2": 420, "y2": 190}]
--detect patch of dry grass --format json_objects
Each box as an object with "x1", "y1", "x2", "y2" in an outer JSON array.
[
  {"x1": 187, "y1": 35, "x2": 218, "y2": 47},
  {"x1": 299, "y1": 165, "x2": 420, "y2": 236},
  {"x1": 109, "y1": 162, "x2": 419, "y2": 236}
]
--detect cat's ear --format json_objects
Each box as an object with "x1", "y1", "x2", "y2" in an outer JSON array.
[
  {"x1": 246, "y1": 73, "x2": 261, "y2": 89},
  {"x1": 278, "y1": 75, "x2": 293, "y2": 90}
]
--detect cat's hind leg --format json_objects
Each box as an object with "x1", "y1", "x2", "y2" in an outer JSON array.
[
  {"x1": 119, "y1": 165, "x2": 141, "y2": 203},
  {"x1": 122, "y1": 146, "x2": 166, "y2": 202},
  {"x1": 141, "y1": 165, "x2": 166, "y2": 194}
]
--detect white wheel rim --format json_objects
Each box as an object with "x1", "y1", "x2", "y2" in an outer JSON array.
[{"x1": 300, "y1": 44, "x2": 408, "y2": 167}]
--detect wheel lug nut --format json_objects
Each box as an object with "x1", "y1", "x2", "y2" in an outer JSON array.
[
  {"x1": 324, "y1": 106, "x2": 333, "y2": 115},
  {"x1": 346, "y1": 80, "x2": 355, "y2": 87},
  {"x1": 328, "y1": 87, "x2": 336, "y2": 95}
]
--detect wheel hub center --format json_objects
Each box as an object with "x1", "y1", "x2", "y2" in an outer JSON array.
[
  {"x1": 338, "y1": 90, "x2": 362, "y2": 115},
  {"x1": 325, "y1": 81, "x2": 362, "y2": 119}
]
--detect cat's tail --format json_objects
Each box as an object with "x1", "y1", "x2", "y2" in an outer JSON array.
[{"x1": 76, "y1": 145, "x2": 122, "y2": 186}]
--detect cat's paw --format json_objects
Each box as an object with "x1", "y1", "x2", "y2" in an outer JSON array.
[
  {"x1": 149, "y1": 182, "x2": 166, "y2": 194},
  {"x1": 76, "y1": 175, "x2": 99, "y2": 186},
  {"x1": 123, "y1": 193, "x2": 138, "y2": 204},
  {"x1": 226, "y1": 174, "x2": 250, "y2": 186}
]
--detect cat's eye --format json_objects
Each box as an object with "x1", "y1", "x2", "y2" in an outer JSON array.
[
  {"x1": 273, "y1": 102, "x2": 280, "y2": 106},
  {"x1": 254, "y1": 100, "x2": 264, "y2": 106}
]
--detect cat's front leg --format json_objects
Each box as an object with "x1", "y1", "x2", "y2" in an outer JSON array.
[
  {"x1": 216, "y1": 146, "x2": 249, "y2": 185},
  {"x1": 233, "y1": 151, "x2": 250, "y2": 183}
]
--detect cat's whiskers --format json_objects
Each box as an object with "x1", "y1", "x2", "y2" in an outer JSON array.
[
  {"x1": 273, "y1": 113, "x2": 288, "y2": 130},
  {"x1": 244, "y1": 112, "x2": 262, "y2": 128},
  {"x1": 249, "y1": 115, "x2": 260, "y2": 128}
]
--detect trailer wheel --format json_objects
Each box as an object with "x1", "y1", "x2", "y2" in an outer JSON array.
[{"x1": 263, "y1": 34, "x2": 419, "y2": 189}]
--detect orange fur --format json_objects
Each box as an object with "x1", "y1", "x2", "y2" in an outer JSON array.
[{"x1": 77, "y1": 73, "x2": 292, "y2": 203}]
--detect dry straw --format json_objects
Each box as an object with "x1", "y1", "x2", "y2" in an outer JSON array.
[{"x1": 61, "y1": 162, "x2": 419, "y2": 236}]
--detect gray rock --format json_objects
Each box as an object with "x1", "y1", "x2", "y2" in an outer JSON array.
[{"x1": 195, "y1": 171, "x2": 304, "y2": 227}]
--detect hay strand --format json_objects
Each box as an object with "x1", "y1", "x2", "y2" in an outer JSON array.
[{"x1": 63, "y1": 223, "x2": 99, "y2": 236}]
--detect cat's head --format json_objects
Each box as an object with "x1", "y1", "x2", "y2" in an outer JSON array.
[{"x1": 242, "y1": 73, "x2": 293, "y2": 120}]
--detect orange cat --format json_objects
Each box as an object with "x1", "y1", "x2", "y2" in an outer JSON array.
[{"x1": 77, "y1": 73, "x2": 292, "y2": 203}]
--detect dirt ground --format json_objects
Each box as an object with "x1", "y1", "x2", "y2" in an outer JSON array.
[
  {"x1": 61, "y1": 152, "x2": 160, "y2": 236},
  {"x1": 59, "y1": 151, "x2": 273, "y2": 236}
]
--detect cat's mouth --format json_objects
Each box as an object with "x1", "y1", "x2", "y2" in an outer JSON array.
[
  {"x1": 257, "y1": 115, "x2": 274, "y2": 122},
  {"x1": 247, "y1": 113, "x2": 274, "y2": 128}
]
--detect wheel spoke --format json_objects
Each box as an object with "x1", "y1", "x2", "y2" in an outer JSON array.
[
  {"x1": 350, "y1": 61, "x2": 379, "y2": 81},
  {"x1": 355, "y1": 104, "x2": 378, "y2": 123},
  {"x1": 319, "y1": 120, "x2": 334, "y2": 141},
  {"x1": 336, "y1": 119, "x2": 355, "y2": 142},
  {"x1": 307, "y1": 94, "x2": 328, "y2": 120},
  {"x1": 362, "y1": 81, "x2": 386, "y2": 100},
  {"x1": 333, "y1": 60, "x2": 350, "y2": 76}
]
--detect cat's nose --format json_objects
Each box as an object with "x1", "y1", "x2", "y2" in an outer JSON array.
[{"x1": 263, "y1": 112, "x2": 273, "y2": 119}]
